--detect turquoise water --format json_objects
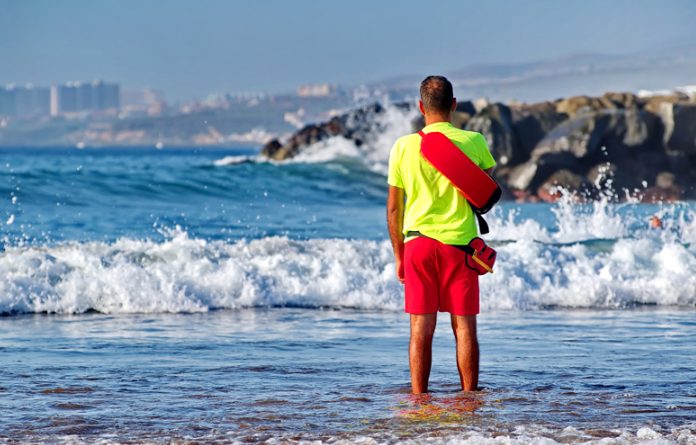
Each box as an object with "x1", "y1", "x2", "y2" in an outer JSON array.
[{"x1": 1, "y1": 147, "x2": 695, "y2": 443}]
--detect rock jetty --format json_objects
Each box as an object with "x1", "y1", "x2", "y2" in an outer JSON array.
[{"x1": 261, "y1": 92, "x2": 696, "y2": 202}]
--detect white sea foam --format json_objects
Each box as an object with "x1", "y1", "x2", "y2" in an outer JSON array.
[
  {"x1": 311, "y1": 426, "x2": 696, "y2": 445},
  {"x1": 2, "y1": 214, "x2": 696, "y2": 315},
  {"x1": 0, "y1": 230, "x2": 401, "y2": 315},
  {"x1": 483, "y1": 237, "x2": 696, "y2": 310},
  {"x1": 291, "y1": 104, "x2": 419, "y2": 175},
  {"x1": 213, "y1": 155, "x2": 258, "y2": 166},
  {"x1": 484, "y1": 192, "x2": 630, "y2": 244},
  {"x1": 33, "y1": 424, "x2": 696, "y2": 445}
]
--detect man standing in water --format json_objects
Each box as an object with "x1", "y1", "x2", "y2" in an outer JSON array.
[{"x1": 387, "y1": 76, "x2": 496, "y2": 393}]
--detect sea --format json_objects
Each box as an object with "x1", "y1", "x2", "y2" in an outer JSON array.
[{"x1": 1, "y1": 107, "x2": 695, "y2": 444}]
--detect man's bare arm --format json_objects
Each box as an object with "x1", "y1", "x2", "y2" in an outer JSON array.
[
  {"x1": 484, "y1": 166, "x2": 495, "y2": 177},
  {"x1": 387, "y1": 185, "x2": 405, "y2": 284}
]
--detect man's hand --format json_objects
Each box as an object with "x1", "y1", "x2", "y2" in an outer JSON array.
[
  {"x1": 396, "y1": 255, "x2": 405, "y2": 284},
  {"x1": 387, "y1": 185, "x2": 406, "y2": 284}
]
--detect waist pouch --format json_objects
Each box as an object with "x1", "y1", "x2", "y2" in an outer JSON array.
[
  {"x1": 407, "y1": 231, "x2": 496, "y2": 275},
  {"x1": 466, "y1": 237, "x2": 496, "y2": 275}
]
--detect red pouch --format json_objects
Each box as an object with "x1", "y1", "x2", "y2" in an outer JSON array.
[{"x1": 465, "y1": 237, "x2": 497, "y2": 275}]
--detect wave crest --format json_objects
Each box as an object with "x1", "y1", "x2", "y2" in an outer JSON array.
[
  {"x1": 288, "y1": 104, "x2": 419, "y2": 175},
  {"x1": 2, "y1": 224, "x2": 696, "y2": 315},
  {"x1": 0, "y1": 231, "x2": 401, "y2": 315}
]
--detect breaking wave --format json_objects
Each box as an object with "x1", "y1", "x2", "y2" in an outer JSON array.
[
  {"x1": 287, "y1": 104, "x2": 419, "y2": 175},
  {"x1": 3, "y1": 195, "x2": 696, "y2": 315}
]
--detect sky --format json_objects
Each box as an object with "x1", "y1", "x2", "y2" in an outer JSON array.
[{"x1": 2, "y1": 0, "x2": 696, "y2": 101}]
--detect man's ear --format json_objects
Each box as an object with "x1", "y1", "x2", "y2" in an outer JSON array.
[
  {"x1": 418, "y1": 100, "x2": 426, "y2": 116},
  {"x1": 451, "y1": 98, "x2": 457, "y2": 113}
]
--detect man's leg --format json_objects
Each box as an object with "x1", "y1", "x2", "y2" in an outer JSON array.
[
  {"x1": 451, "y1": 314, "x2": 479, "y2": 391},
  {"x1": 410, "y1": 313, "x2": 437, "y2": 394}
]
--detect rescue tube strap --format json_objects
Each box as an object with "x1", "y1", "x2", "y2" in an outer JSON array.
[
  {"x1": 417, "y1": 131, "x2": 494, "y2": 235},
  {"x1": 475, "y1": 213, "x2": 490, "y2": 235}
]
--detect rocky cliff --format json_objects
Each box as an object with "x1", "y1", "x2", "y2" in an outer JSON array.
[{"x1": 261, "y1": 92, "x2": 696, "y2": 202}]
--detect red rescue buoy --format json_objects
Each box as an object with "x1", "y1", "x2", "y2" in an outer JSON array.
[{"x1": 418, "y1": 131, "x2": 501, "y2": 233}]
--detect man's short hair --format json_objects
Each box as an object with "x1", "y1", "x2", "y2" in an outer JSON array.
[{"x1": 420, "y1": 75, "x2": 454, "y2": 114}]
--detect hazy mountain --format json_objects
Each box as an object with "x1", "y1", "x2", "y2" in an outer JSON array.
[{"x1": 374, "y1": 45, "x2": 696, "y2": 103}]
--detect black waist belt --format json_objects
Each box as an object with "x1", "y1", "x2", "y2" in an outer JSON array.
[{"x1": 407, "y1": 231, "x2": 475, "y2": 255}]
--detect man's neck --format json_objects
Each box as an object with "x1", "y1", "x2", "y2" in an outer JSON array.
[{"x1": 424, "y1": 114, "x2": 451, "y2": 127}]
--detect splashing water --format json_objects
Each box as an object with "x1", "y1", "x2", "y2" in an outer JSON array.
[
  {"x1": 291, "y1": 104, "x2": 420, "y2": 175},
  {"x1": 3, "y1": 206, "x2": 696, "y2": 315}
]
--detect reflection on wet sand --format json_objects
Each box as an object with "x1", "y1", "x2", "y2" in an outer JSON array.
[{"x1": 394, "y1": 393, "x2": 485, "y2": 422}]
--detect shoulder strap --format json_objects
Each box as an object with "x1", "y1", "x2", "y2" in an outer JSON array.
[
  {"x1": 475, "y1": 212, "x2": 490, "y2": 235},
  {"x1": 418, "y1": 131, "x2": 425, "y2": 138}
]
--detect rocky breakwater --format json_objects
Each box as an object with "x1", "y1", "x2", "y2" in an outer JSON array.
[
  {"x1": 260, "y1": 103, "x2": 408, "y2": 160},
  {"x1": 261, "y1": 92, "x2": 696, "y2": 202}
]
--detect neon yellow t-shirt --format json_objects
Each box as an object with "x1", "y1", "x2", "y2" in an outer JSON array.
[{"x1": 387, "y1": 122, "x2": 496, "y2": 245}]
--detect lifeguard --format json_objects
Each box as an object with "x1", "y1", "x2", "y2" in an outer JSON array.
[{"x1": 386, "y1": 75, "x2": 496, "y2": 393}]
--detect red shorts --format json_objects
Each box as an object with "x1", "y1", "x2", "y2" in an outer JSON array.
[{"x1": 404, "y1": 237, "x2": 479, "y2": 316}]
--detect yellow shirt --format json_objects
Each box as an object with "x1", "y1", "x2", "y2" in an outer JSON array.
[{"x1": 387, "y1": 122, "x2": 496, "y2": 245}]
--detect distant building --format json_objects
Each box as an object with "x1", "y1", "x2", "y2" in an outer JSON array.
[
  {"x1": 52, "y1": 83, "x2": 78, "y2": 114},
  {"x1": 0, "y1": 84, "x2": 50, "y2": 118},
  {"x1": 49, "y1": 86, "x2": 59, "y2": 116},
  {"x1": 76, "y1": 82, "x2": 93, "y2": 111},
  {"x1": 96, "y1": 81, "x2": 120, "y2": 109},
  {"x1": 13, "y1": 87, "x2": 33, "y2": 117},
  {"x1": 31, "y1": 86, "x2": 51, "y2": 116},
  {"x1": 2, "y1": 80, "x2": 122, "y2": 117},
  {"x1": 0, "y1": 87, "x2": 16, "y2": 117},
  {"x1": 50, "y1": 80, "x2": 120, "y2": 115},
  {"x1": 296, "y1": 83, "x2": 337, "y2": 97},
  {"x1": 205, "y1": 91, "x2": 265, "y2": 106}
]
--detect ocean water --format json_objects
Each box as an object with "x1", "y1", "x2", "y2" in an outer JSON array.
[{"x1": 1, "y1": 117, "x2": 696, "y2": 443}]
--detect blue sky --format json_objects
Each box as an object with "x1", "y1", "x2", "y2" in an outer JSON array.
[{"x1": 2, "y1": 0, "x2": 695, "y2": 100}]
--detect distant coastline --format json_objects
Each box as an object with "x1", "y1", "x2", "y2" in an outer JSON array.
[{"x1": 0, "y1": 92, "x2": 353, "y2": 149}]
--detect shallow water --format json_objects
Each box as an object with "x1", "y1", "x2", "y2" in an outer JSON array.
[
  {"x1": 1, "y1": 308, "x2": 695, "y2": 444},
  {"x1": 2, "y1": 131, "x2": 696, "y2": 443}
]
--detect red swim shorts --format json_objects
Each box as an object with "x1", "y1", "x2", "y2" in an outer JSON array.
[{"x1": 404, "y1": 236, "x2": 479, "y2": 316}]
